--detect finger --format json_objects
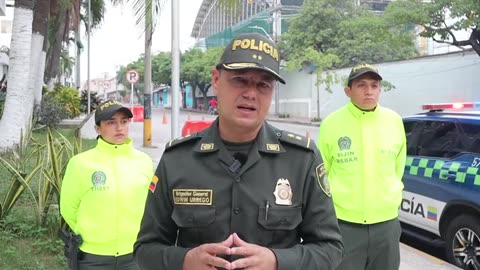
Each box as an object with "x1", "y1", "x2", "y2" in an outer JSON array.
[
  {"x1": 220, "y1": 233, "x2": 234, "y2": 248},
  {"x1": 207, "y1": 254, "x2": 232, "y2": 269},
  {"x1": 230, "y1": 246, "x2": 254, "y2": 257},
  {"x1": 232, "y1": 232, "x2": 249, "y2": 247},
  {"x1": 229, "y1": 256, "x2": 251, "y2": 269},
  {"x1": 203, "y1": 243, "x2": 231, "y2": 256}
]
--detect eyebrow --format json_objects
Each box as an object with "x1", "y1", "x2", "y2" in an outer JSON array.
[{"x1": 229, "y1": 70, "x2": 275, "y2": 81}]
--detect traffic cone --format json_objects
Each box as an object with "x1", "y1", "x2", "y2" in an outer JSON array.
[
  {"x1": 306, "y1": 131, "x2": 310, "y2": 138},
  {"x1": 162, "y1": 109, "x2": 167, "y2": 124}
]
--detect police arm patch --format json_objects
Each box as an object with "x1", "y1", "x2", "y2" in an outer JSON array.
[
  {"x1": 316, "y1": 163, "x2": 331, "y2": 197},
  {"x1": 149, "y1": 175, "x2": 159, "y2": 193}
]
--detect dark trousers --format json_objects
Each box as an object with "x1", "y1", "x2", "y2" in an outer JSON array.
[
  {"x1": 78, "y1": 252, "x2": 139, "y2": 270},
  {"x1": 336, "y1": 218, "x2": 401, "y2": 270}
]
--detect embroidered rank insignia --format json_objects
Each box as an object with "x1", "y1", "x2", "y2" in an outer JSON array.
[
  {"x1": 266, "y1": 144, "x2": 280, "y2": 151},
  {"x1": 173, "y1": 189, "x2": 213, "y2": 205},
  {"x1": 149, "y1": 175, "x2": 159, "y2": 193},
  {"x1": 316, "y1": 163, "x2": 331, "y2": 197},
  {"x1": 200, "y1": 143, "x2": 214, "y2": 151},
  {"x1": 273, "y1": 178, "x2": 293, "y2": 205}
]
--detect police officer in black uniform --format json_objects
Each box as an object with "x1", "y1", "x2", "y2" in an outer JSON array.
[{"x1": 134, "y1": 33, "x2": 343, "y2": 270}]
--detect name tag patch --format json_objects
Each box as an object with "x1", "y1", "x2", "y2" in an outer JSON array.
[{"x1": 173, "y1": 189, "x2": 213, "y2": 205}]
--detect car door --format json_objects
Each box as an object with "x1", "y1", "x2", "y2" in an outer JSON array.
[{"x1": 400, "y1": 119, "x2": 460, "y2": 235}]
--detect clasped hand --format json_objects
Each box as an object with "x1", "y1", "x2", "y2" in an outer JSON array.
[{"x1": 182, "y1": 232, "x2": 277, "y2": 270}]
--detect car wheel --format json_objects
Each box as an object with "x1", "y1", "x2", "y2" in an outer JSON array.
[{"x1": 445, "y1": 215, "x2": 480, "y2": 270}]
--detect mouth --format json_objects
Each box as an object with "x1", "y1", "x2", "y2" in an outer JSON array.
[
  {"x1": 237, "y1": 104, "x2": 256, "y2": 112},
  {"x1": 115, "y1": 134, "x2": 124, "y2": 137}
]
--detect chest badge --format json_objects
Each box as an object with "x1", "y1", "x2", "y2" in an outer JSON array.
[
  {"x1": 338, "y1": 136, "x2": 351, "y2": 150},
  {"x1": 273, "y1": 178, "x2": 292, "y2": 205}
]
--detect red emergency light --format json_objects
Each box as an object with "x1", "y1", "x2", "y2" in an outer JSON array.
[{"x1": 422, "y1": 102, "x2": 477, "y2": 111}]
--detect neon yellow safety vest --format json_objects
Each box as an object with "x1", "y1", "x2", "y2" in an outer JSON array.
[
  {"x1": 318, "y1": 102, "x2": 406, "y2": 224},
  {"x1": 60, "y1": 138, "x2": 153, "y2": 256}
]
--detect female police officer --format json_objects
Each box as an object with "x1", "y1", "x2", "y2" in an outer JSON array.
[
  {"x1": 134, "y1": 33, "x2": 343, "y2": 270},
  {"x1": 60, "y1": 100, "x2": 153, "y2": 270}
]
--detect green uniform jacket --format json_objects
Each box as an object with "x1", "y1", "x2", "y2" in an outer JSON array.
[
  {"x1": 318, "y1": 102, "x2": 406, "y2": 224},
  {"x1": 134, "y1": 120, "x2": 343, "y2": 270},
  {"x1": 60, "y1": 138, "x2": 153, "y2": 256}
]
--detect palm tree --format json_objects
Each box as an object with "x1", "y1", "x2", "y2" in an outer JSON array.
[
  {"x1": 0, "y1": 0, "x2": 35, "y2": 151},
  {"x1": 31, "y1": 0, "x2": 50, "y2": 106}
]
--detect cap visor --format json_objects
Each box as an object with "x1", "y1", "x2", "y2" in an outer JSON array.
[
  {"x1": 221, "y1": 63, "x2": 286, "y2": 84},
  {"x1": 350, "y1": 71, "x2": 383, "y2": 81},
  {"x1": 98, "y1": 107, "x2": 133, "y2": 123}
]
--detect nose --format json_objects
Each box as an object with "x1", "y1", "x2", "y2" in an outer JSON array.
[{"x1": 241, "y1": 81, "x2": 258, "y2": 99}]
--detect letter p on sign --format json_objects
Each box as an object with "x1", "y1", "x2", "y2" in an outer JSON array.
[{"x1": 126, "y1": 70, "x2": 140, "y2": 84}]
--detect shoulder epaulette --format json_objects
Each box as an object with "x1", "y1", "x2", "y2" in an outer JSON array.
[
  {"x1": 278, "y1": 131, "x2": 316, "y2": 152},
  {"x1": 164, "y1": 133, "x2": 202, "y2": 152}
]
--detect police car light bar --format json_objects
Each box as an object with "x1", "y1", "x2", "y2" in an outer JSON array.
[{"x1": 422, "y1": 102, "x2": 480, "y2": 110}]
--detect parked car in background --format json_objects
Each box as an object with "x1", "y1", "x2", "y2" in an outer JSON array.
[{"x1": 399, "y1": 102, "x2": 480, "y2": 270}]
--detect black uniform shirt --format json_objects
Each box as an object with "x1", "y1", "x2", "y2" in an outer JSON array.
[{"x1": 134, "y1": 120, "x2": 343, "y2": 270}]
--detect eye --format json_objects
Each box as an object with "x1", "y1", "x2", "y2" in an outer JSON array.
[
  {"x1": 230, "y1": 76, "x2": 248, "y2": 87},
  {"x1": 106, "y1": 120, "x2": 115, "y2": 126}
]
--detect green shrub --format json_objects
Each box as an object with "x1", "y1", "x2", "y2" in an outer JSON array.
[
  {"x1": 80, "y1": 90, "x2": 101, "y2": 114},
  {"x1": 37, "y1": 95, "x2": 69, "y2": 128},
  {"x1": 49, "y1": 84, "x2": 82, "y2": 118}
]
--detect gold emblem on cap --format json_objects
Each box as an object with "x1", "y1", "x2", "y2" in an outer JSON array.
[
  {"x1": 273, "y1": 178, "x2": 293, "y2": 205},
  {"x1": 266, "y1": 144, "x2": 280, "y2": 151},
  {"x1": 200, "y1": 143, "x2": 214, "y2": 151}
]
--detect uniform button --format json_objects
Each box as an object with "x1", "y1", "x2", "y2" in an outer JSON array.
[
  {"x1": 233, "y1": 208, "x2": 240, "y2": 214},
  {"x1": 188, "y1": 216, "x2": 194, "y2": 222},
  {"x1": 280, "y1": 217, "x2": 287, "y2": 224},
  {"x1": 235, "y1": 177, "x2": 240, "y2": 183}
]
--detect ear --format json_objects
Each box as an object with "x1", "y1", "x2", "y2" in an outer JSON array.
[
  {"x1": 212, "y1": 68, "x2": 220, "y2": 96},
  {"x1": 344, "y1": 86, "x2": 351, "y2": 97},
  {"x1": 94, "y1": 124, "x2": 101, "y2": 135}
]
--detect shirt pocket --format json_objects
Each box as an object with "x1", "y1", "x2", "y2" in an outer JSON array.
[
  {"x1": 257, "y1": 206, "x2": 303, "y2": 247},
  {"x1": 172, "y1": 205, "x2": 216, "y2": 246}
]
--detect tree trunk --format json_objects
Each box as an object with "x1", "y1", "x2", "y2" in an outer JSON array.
[
  {"x1": 0, "y1": 0, "x2": 34, "y2": 151},
  {"x1": 44, "y1": 6, "x2": 67, "y2": 89},
  {"x1": 31, "y1": 0, "x2": 50, "y2": 107}
]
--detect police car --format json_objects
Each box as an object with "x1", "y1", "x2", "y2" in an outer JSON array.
[{"x1": 399, "y1": 102, "x2": 480, "y2": 270}]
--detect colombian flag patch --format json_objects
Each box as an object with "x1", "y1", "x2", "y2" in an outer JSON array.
[{"x1": 149, "y1": 175, "x2": 159, "y2": 193}]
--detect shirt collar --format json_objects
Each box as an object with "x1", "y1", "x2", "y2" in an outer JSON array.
[
  {"x1": 96, "y1": 137, "x2": 133, "y2": 155},
  {"x1": 193, "y1": 119, "x2": 286, "y2": 154},
  {"x1": 347, "y1": 101, "x2": 380, "y2": 118}
]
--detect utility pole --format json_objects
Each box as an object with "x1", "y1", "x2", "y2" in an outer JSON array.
[
  {"x1": 87, "y1": 0, "x2": 91, "y2": 113},
  {"x1": 272, "y1": 0, "x2": 281, "y2": 116},
  {"x1": 144, "y1": 0, "x2": 153, "y2": 147},
  {"x1": 171, "y1": 0, "x2": 180, "y2": 138}
]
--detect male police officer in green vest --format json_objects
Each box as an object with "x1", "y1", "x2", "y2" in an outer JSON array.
[
  {"x1": 134, "y1": 33, "x2": 343, "y2": 270},
  {"x1": 318, "y1": 64, "x2": 406, "y2": 270}
]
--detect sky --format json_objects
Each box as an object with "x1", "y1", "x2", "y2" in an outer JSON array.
[{"x1": 79, "y1": 0, "x2": 204, "y2": 82}]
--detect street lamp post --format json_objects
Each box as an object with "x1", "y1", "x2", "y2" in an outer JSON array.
[{"x1": 87, "y1": 0, "x2": 91, "y2": 114}]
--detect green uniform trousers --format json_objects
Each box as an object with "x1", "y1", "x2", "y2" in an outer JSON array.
[
  {"x1": 78, "y1": 252, "x2": 139, "y2": 270},
  {"x1": 336, "y1": 218, "x2": 401, "y2": 270}
]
